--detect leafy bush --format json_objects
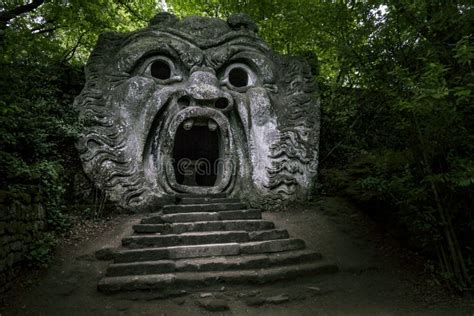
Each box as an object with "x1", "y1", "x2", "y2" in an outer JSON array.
[
  {"x1": 1, "y1": 0, "x2": 472, "y2": 292},
  {"x1": 26, "y1": 232, "x2": 58, "y2": 267},
  {"x1": 0, "y1": 61, "x2": 82, "y2": 264}
]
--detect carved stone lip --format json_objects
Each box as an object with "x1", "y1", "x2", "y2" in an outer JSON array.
[{"x1": 163, "y1": 106, "x2": 234, "y2": 194}]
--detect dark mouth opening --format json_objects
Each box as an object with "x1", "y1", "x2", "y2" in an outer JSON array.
[{"x1": 172, "y1": 118, "x2": 220, "y2": 187}]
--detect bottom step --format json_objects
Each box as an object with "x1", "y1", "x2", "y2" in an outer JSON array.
[
  {"x1": 106, "y1": 250, "x2": 321, "y2": 277},
  {"x1": 98, "y1": 261, "x2": 338, "y2": 293}
]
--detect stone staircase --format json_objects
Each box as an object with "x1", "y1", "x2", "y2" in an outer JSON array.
[{"x1": 98, "y1": 194, "x2": 338, "y2": 293}]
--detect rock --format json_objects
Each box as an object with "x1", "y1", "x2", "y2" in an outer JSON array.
[
  {"x1": 240, "y1": 239, "x2": 305, "y2": 254},
  {"x1": 95, "y1": 247, "x2": 116, "y2": 261},
  {"x1": 265, "y1": 294, "x2": 289, "y2": 304},
  {"x1": 174, "y1": 298, "x2": 186, "y2": 305},
  {"x1": 245, "y1": 297, "x2": 266, "y2": 306},
  {"x1": 307, "y1": 286, "x2": 332, "y2": 296},
  {"x1": 238, "y1": 290, "x2": 260, "y2": 298},
  {"x1": 197, "y1": 298, "x2": 229, "y2": 312},
  {"x1": 199, "y1": 292, "x2": 213, "y2": 298},
  {"x1": 307, "y1": 286, "x2": 321, "y2": 292},
  {"x1": 76, "y1": 14, "x2": 320, "y2": 212}
]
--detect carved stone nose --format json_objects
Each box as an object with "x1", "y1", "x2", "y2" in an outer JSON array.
[{"x1": 186, "y1": 68, "x2": 233, "y2": 111}]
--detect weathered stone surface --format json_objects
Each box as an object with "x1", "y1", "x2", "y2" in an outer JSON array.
[
  {"x1": 106, "y1": 260, "x2": 176, "y2": 277},
  {"x1": 265, "y1": 294, "x2": 289, "y2": 304},
  {"x1": 122, "y1": 231, "x2": 250, "y2": 248},
  {"x1": 107, "y1": 249, "x2": 324, "y2": 276},
  {"x1": 92, "y1": 143, "x2": 337, "y2": 295},
  {"x1": 98, "y1": 273, "x2": 176, "y2": 292},
  {"x1": 218, "y1": 209, "x2": 262, "y2": 221},
  {"x1": 133, "y1": 219, "x2": 275, "y2": 234},
  {"x1": 177, "y1": 193, "x2": 227, "y2": 199},
  {"x1": 162, "y1": 203, "x2": 246, "y2": 214},
  {"x1": 123, "y1": 229, "x2": 290, "y2": 249},
  {"x1": 142, "y1": 209, "x2": 261, "y2": 224},
  {"x1": 199, "y1": 292, "x2": 213, "y2": 298},
  {"x1": 240, "y1": 239, "x2": 306, "y2": 254},
  {"x1": 98, "y1": 261, "x2": 338, "y2": 293},
  {"x1": 114, "y1": 243, "x2": 241, "y2": 263},
  {"x1": 248, "y1": 229, "x2": 289, "y2": 241},
  {"x1": 74, "y1": 13, "x2": 320, "y2": 211},
  {"x1": 178, "y1": 197, "x2": 240, "y2": 204}
]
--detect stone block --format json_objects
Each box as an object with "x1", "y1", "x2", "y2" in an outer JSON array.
[{"x1": 74, "y1": 13, "x2": 320, "y2": 211}]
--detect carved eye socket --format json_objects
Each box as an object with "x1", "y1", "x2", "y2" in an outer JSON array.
[
  {"x1": 142, "y1": 56, "x2": 180, "y2": 83},
  {"x1": 150, "y1": 59, "x2": 171, "y2": 80},
  {"x1": 228, "y1": 67, "x2": 248, "y2": 87},
  {"x1": 223, "y1": 63, "x2": 256, "y2": 90}
]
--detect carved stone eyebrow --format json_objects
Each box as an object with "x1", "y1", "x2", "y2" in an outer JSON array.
[
  {"x1": 116, "y1": 37, "x2": 179, "y2": 74},
  {"x1": 206, "y1": 46, "x2": 275, "y2": 83},
  {"x1": 115, "y1": 32, "x2": 206, "y2": 74},
  {"x1": 170, "y1": 41, "x2": 204, "y2": 69}
]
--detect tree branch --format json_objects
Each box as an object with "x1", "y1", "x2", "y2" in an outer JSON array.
[
  {"x1": 61, "y1": 32, "x2": 86, "y2": 63},
  {"x1": 32, "y1": 26, "x2": 58, "y2": 35},
  {"x1": 116, "y1": 0, "x2": 147, "y2": 22},
  {"x1": 0, "y1": 0, "x2": 45, "y2": 27}
]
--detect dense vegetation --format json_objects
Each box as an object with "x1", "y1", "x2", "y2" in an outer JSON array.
[{"x1": 0, "y1": 1, "x2": 472, "y2": 292}]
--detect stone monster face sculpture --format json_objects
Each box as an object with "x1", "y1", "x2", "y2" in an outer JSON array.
[{"x1": 75, "y1": 13, "x2": 320, "y2": 210}]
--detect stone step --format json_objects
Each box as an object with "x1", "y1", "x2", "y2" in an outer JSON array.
[
  {"x1": 115, "y1": 243, "x2": 240, "y2": 263},
  {"x1": 99, "y1": 261, "x2": 339, "y2": 293},
  {"x1": 162, "y1": 203, "x2": 247, "y2": 214},
  {"x1": 133, "y1": 220, "x2": 275, "y2": 234},
  {"x1": 176, "y1": 193, "x2": 228, "y2": 199},
  {"x1": 122, "y1": 231, "x2": 249, "y2": 248},
  {"x1": 122, "y1": 230, "x2": 289, "y2": 249},
  {"x1": 114, "y1": 238, "x2": 305, "y2": 263},
  {"x1": 141, "y1": 209, "x2": 261, "y2": 224},
  {"x1": 106, "y1": 249, "x2": 321, "y2": 277},
  {"x1": 240, "y1": 239, "x2": 306, "y2": 255},
  {"x1": 178, "y1": 197, "x2": 241, "y2": 205}
]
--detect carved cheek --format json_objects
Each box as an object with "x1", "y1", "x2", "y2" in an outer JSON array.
[
  {"x1": 247, "y1": 88, "x2": 274, "y2": 126},
  {"x1": 113, "y1": 77, "x2": 156, "y2": 113},
  {"x1": 246, "y1": 88, "x2": 280, "y2": 187},
  {"x1": 233, "y1": 94, "x2": 250, "y2": 134}
]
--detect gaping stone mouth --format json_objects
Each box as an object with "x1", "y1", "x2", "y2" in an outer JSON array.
[
  {"x1": 163, "y1": 106, "x2": 234, "y2": 194},
  {"x1": 172, "y1": 117, "x2": 220, "y2": 187}
]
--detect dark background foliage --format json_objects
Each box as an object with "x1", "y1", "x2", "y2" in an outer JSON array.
[{"x1": 0, "y1": 0, "x2": 472, "y2": 292}]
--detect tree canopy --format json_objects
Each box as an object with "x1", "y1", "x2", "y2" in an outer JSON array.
[{"x1": 0, "y1": 0, "x2": 473, "y2": 292}]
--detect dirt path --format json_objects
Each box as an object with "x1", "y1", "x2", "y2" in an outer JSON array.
[{"x1": 1, "y1": 197, "x2": 472, "y2": 315}]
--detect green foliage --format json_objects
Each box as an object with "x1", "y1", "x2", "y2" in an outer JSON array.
[
  {"x1": 0, "y1": 0, "x2": 159, "y2": 266},
  {"x1": 26, "y1": 232, "x2": 58, "y2": 267},
  {"x1": 1, "y1": 0, "x2": 473, "y2": 291}
]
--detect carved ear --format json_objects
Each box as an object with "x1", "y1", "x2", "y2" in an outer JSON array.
[
  {"x1": 84, "y1": 32, "x2": 124, "y2": 82},
  {"x1": 227, "y1": 13, "x2": 258, "y2": 33},
  {"x1": 74, "y1": 32, "x2": 125, "y2": 113}
]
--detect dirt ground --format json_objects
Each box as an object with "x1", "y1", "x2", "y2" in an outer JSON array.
[{"x1": 1, "y1": 196, "x2": 473, "y2": 316}]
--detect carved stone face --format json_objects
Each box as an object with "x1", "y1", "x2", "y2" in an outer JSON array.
[{"x1": 75, "y1": 13, "x2": 320, "y2": 210}]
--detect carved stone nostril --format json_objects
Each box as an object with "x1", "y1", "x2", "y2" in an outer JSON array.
[
  {"x1": 215, "y1": 97, "x2": 229, "y2": 109},
  {"x1": 177, "y1": 96, "x2": 190, "y2": 107}
]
